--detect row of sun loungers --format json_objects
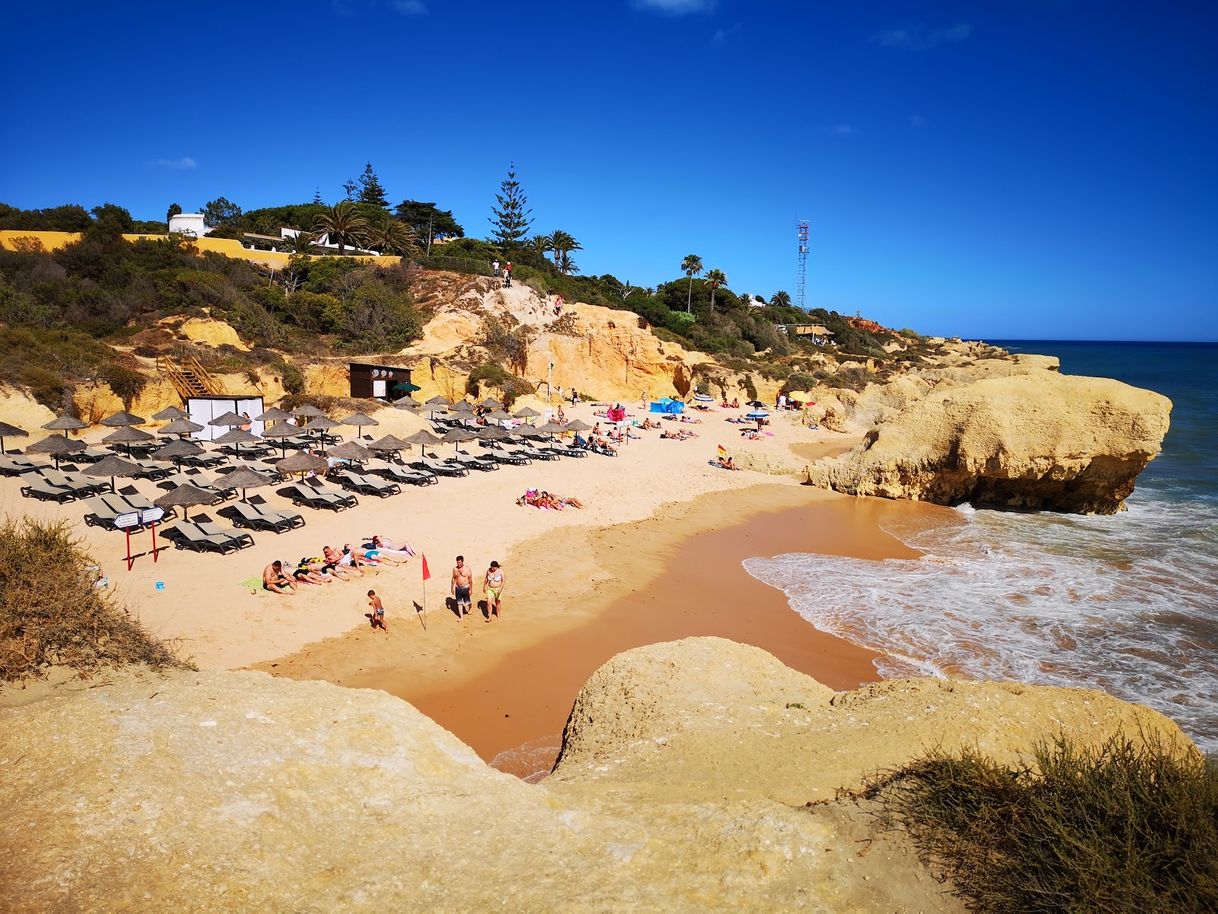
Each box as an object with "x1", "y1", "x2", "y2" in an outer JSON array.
[
  {"x1": 162, "y1": 513, "x2": 255, "y2": 554},
  {"x1": 221, "y1": 497, "x2": 305, "y2": 533}
]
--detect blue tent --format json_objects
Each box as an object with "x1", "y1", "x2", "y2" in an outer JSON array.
[{"x1": 648, "y1": 397, "x2": 685, "y2": 414}]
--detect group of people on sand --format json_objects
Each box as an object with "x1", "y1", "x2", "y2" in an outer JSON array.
[
  {"x1": 516, "y1": 488, "x2": 584, "y2": 510},
  {"x1": 261, "y1": 535, "x2": 416, "y2": 595},
  {"x1": 660, "y1": 428, "x2": 699, "y2": 440},
  {"x1": 450, "y1": 555, "x2": 506, "y2": 622}
]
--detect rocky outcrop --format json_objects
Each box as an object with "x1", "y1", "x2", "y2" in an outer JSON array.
[
  {"x1": 805, "y1": 372, "x2": 1171, "y2": 513},
  {"x1": 0, "y1": 639, "x2": 1193, "y2": 912}
]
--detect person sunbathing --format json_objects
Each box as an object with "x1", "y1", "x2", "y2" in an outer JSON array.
[
  {"x1": 730, "y1": 398, "x2": 740, "y2": 408},
  {"x1": 716, "y1": 455, "x2": 738, "y2": 471},
  {"x1": 262, "y1": 560, "x2": 296, "y2": 595},
  {"x1": 371, "y1": 535, "x2": 416, "y2": 559},
  {"x1": 293, "y1": 559, "x2": 333, "y2": 585},
  {"x1": 348, "y1": 542, "x2": 402, "y2": 567},
  {"x1": 323, "y1": 544, "x2": 362, "y2": 578}
]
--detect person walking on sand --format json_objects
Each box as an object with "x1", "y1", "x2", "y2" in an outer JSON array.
[
  {"x1": 367, "y1": 590, "x2": 387, "y2": 631},
  {"x1": 483, "y1": 560, "x2": 506, "y2": 621},
  {"x1": 451, "y1": 555, "x2": 473, "y2": 617},
  {"x1": 492, "y1": 259, "x2": 500, "y2": 277}
]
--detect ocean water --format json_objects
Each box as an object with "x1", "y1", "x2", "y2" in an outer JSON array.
[{"x1": 744, "y1": 341, "x2": 1218, "y2": 751}]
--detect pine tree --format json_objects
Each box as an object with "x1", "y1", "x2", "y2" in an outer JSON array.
[
  {"x1": 356, "y1": 162, "x2": 390, "y2": 209},
  {"x1": 489, "y1": 162, "x2": 533, "y2": 247},
  {"x1": 311, "y1": 186, "x2": 324, "y2": 205}
]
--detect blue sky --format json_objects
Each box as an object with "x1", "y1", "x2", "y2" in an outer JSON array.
[{"x1": 2, "y1": 1, "x2": 1215, "y2": 340}]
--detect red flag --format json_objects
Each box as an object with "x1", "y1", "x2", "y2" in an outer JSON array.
[{"x1": 421, "y1": 554, "x2": 431, "y2": 581}]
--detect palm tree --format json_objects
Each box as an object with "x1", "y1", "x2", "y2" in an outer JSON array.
[
  {"x1": 547, "y1": 230, "x2": 582, "y2": 274},
  {"x1": 286, "y1": 230, "x2": 317, "y2": 254},
  {"x1": 528, "y1": 234, "x2": 552, "y2": 261},
  {"x1": 705, "y1": 268, "x2": 727, "y2": 315},
  {"x1": 556, "y1": 250, "x2": 580, "y2": 275},
  {"x1": 312, "y1": 201, "x2": 369, "y2": 256},
  {"x1": 681, "y1": 254, "x2": 703, "y2": 313},
  {"x1": 771, "y1": 290, "x2": 792, "y2": 309},
  {"x1": 366, "y1": 217, "x2": 420, "y2": 258}
]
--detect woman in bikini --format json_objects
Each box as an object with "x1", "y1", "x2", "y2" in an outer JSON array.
[{"x1": 483, "y1": 561, "x2": 506, "y2": 621}]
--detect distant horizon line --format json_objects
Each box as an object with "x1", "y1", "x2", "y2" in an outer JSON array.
[{"x1": 980, "y1": 337, "x2": 1217, "y2": 345}]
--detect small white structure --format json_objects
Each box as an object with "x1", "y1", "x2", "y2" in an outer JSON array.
[
  {"x1": 169, "y1": 213, "x2": 211, "y2": 237},
  {"x1": 742, "y1": 295, "x2": 767, "y2": 309},
  {"x1": 279, "y1": 227, "x2": 378, "y2": 256}
]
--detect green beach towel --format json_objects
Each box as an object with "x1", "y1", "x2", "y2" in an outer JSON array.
[{"x1": 238, "y1": 576, "x2": 265, "y2": 594}]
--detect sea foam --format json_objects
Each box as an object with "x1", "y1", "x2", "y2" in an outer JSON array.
[{"x1": 743, "y1": 492, "x2": 1218, "y2": 751}]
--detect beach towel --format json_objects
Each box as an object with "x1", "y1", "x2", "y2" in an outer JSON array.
[{"x1": 238, "y1": 575, "x2": 266, "y2": 595}]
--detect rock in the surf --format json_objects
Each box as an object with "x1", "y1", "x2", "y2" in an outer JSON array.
[{"x1": 805, "y1": 372, "x2": 1171, "y2": 513}]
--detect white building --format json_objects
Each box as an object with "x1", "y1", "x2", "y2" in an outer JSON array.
[{"x1": 168, "y1": 213, "x2": 211, "y2": 237}]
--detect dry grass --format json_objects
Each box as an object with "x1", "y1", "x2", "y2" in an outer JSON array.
[
  {"x1": 0, "y1": 516, "x2": 189, "y2": 679},
  {"x1": 862, "y1": 736, "x2": 1218, "y2": 913}
]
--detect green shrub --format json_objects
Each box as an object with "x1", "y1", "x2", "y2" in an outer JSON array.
[
  {"x1": 466, "y1": 363, "x2": 533, "y2": 406},
  {"x1": 280, "y1": 362, "x2": 305, "y2": 396},
  {"x1": 0, "y1": 517, "x2": 189, "y2": 679},
  {"x1": 864, "y1": 736, "x2": 1218, "y2": 914}
]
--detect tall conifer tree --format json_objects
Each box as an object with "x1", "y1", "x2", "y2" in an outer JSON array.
[
  {"x1": 489, "y1": 162, "x2": 533, "y2": 247},
  {"x1": 356, "y1": 162, "x2": 390, "y2": 209}
]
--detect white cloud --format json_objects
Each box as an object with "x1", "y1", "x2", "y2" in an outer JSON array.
[
  {"x1": 712, "y1": 22, "x2": 741, "y2": 45},
  {"x1": 820, "y1": 124, "x2": 856, "y2": 138},
  {"x1": 149, "y1": 157, "x2": 197, "y2": 170},
  {"x1": 873, "y1": 22, "x2": 972, "y2": 51},
  {"x1": 391, "y1": 0, "x2": 427, "y2": 13},
  {"x1": 633, "y1": 0, "x2": 716, "y2": 15},
  {"x1": 909, "y1": 114, "x2": 929, "y2": 128}
]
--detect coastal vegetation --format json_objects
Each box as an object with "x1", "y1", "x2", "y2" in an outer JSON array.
[
  {"x1": 0, "y1": 517, "x2": 187, "y2": 679},
  {"x1": 865, "y1": 737, "x2": 1218, "y2": 913}
]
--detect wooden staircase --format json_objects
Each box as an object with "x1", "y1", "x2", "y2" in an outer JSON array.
[{"x1": 156, "y1": 355, "x2": 223, "y2": 400}]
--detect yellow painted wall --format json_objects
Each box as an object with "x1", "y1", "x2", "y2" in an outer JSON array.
[{"x1": 0, "y1": 230, "x2": 401, "y2": 270}]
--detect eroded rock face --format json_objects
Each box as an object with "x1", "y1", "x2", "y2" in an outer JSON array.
[
  {"x1": 0, "y1": 640, "x2": 1192, "y2": 912},
  {"x1": 805, "y1": 372, "x2": 1171, "y2": 513}
]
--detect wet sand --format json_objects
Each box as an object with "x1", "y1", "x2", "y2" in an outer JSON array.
[{"x1": 260, "y1": 484, "x2": 937, "y2": 779}]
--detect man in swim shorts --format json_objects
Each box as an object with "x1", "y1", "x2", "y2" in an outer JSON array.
[
  {"x1": 262, "y1": 560, "x2": 295, "y2": 595},
  {"x1": 451, "y1": 555, "x2": 472, "y2": 617},
  {"x1": 483, "y1": 560, "x2": 505, "y2": 621}
]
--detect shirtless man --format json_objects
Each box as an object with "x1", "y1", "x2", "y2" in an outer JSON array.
[
  {"x1": 323, "y1": 545, "x2": 361, "y2": 579},
  {"x1": 451, "y1": 555, "x2": 473, "y2": 617},
  {"x1": 483, "y1": 560, "x2": 506, "y2": 621},
  {"x1": 262, "y1": 560, "x2": 295, "y2": 595}
]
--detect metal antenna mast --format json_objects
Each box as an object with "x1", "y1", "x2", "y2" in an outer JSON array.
[{"x1": 796, "y1": 219, "x2": 810, "y2": 310}]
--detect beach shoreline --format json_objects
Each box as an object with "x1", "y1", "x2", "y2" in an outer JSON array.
[{"x1": 257, "y1": 482, "x2": 945, "y2": 778}]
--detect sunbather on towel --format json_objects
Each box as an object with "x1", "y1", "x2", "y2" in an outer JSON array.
[
  {"x1": 294, "y1": 559, "x2": 333, "y2": 585},
  {"x1": 323, "y1": 545, "x2": 362, "y2": 578},
  {"x1": 262, "y1": 560, "x2": 296, "y2": 595},
  {"x1": 370, "y1": 535, "x2": 416, "y2": 560},
  {"x1": 359, "y1": 539, "x2": 405, "y2": 565}
]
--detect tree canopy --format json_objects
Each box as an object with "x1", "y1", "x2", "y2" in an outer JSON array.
[
  {"x1": 489, "y1": 162, "x2": 533, "y2": 247},
  {"x1": 395, "y1": 200, "x2": 464, "y2": 239}
]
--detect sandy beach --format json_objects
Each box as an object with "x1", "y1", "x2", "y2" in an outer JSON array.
[{"x1": 0, "y1": 398, "x2": 947, "y2": 776}]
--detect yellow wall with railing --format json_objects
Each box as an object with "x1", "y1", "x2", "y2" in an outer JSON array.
[{"x1": 0, "y1": 230, "x2": 400, "y2": 270}]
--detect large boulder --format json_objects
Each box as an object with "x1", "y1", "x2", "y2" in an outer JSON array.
[
  {"x1": 805, "y1": 372, "x2": 1171, "y2": 513},
  {"x1": 0, "y1": 640, "x2": 1192, "y2": 912}
]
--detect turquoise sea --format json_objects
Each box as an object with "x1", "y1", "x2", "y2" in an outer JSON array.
[{"x1": 744, "y1": 341, "x2": 1218, "y2": 751}]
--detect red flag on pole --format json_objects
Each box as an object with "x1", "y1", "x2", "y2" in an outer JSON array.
[{"x1": 421, "y1": 554, "x2": 431, "y2": 581}]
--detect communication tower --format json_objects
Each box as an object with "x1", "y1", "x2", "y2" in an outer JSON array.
[{"x1": 796, "y1": 220, "x2": 810, "y2": 310}]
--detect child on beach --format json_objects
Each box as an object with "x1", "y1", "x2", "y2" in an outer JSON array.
[{"x1": 367, "y1": 590, "x2": 387, "y2": 631}]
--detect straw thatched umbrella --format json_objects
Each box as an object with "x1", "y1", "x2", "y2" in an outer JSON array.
[
  {"x1": 295, "y1": 404, "x2": 327, "y2": 419},
  {"x1": 425, "y1": 395, "x2": 450, "y2": 407},
  {"x1": 441, "y1": 427, "x2": 477, "y2": 454},
  {"x1": 158, "y1": 418, "x2": 205, "y2": 437},
  {"x1": 25, "y1": 434, "x2": 83, "y2": 468},
  {"x1": 43, "y1": 414, "x2": 88, "y2": 437},
  {"x1": 152, "y1": 406, "x2": 188, "y2": 421},
  {"x1": 534, "y1": 421, "x2": 564, "y2": 436},
  {"x1": 368, "y1": 433, "x2": 410, "y2": 451},
  {"x1": 329, "y1": 440, "x2": 372, "y2": 462},
  {"x1": 477, "y1": 425, "x2": 510, "y2": 441},
  {"x1": 103, "y1": 425, "x2": 155, "y2": 455},
  {"x1": 392, "y1": 395, "x2": 422, "y2": 411},
  {"x1": 151, "y1": 438, "x2": 203, "y2": 468},
  {"x1": 513, "y1": 406, "x2": 540, "y2": 420},
  {"x1": 0, "y1": 421, "x2": 28, "y2": 455},
  {"x1": 403, "y1": 429, "x2": 443, "y2": 453},
  {"x1": 486, "y1": 410, "x2": 513, "y2": 422},
  {"x1": 515, "y1": 424, "x2": 544, "y2": 439},
  {"x1": 213, "y1": 428, "x2": 260, "y2": 459},
  {"x1": 276, "y1": 451, "x2": 328, "y2": 477},
  {"x1": 262, "y1": 422, "x2": 304, "y2": 457},
  {"x1": 342, "y1": 411, "x2": 380, "y2": 429},
  {"x1": 477, "y1": 397, "x2": 503, "y2": 410},
  {"x1": 450, "y1": 400, "x2": 474, "y2": 414},
  {"x1": 84, "y1": 454, "x2": 140, "y2": 494},
  {"x1": 304, "y1": 415, "x2": 338, "y2": 432},
  {"x1": 100, "y1": 410, "x2": 146, "y2": 427},
  {"x1": 255, "y1": 407, "x2": 293, "y2": 423},
  {"x1": 216, "y1": 465, "x2": 273, "y2": 501},
  {"x1": 154, "y1": 483, "x2": 214, "y2": 521},
  {"x1": 565, "y1": 419, "x2": 592, "y2": 432},
  {"x1": 208, "y1": 410, "x2": 246, "y2": 428}
]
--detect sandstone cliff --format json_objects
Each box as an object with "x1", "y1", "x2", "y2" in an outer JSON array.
[
  {"x1": 805, "y1": 372, "x2": 1171, "y2": 513},
  {"x1": 0, "y1": 638, "x2": 1191, "y2": 912}
]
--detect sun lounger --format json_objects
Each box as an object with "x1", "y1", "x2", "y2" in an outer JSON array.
[
  {"x1": 71, "y1": 446, "x2": 110, "y2": 464},
  {"x1": 193, "y1": 515, "x2": 255, "y2": 550},
  {"x1": 157, "y1": 472, "x2": 233, "y2": 504},
  {"x1": 450, "y1": 449, "x2": 499, "y2": 472},
  {"x1": 484, "y1": 447, "x2": 531, "y2": 466},
  {"x1": 133, "y1": 460, "x2": 173, "y2": 481},
  {"x1": 166, "y1": 520, "x2": 248, "y2": 554},
  {"x1": 179, "y1": 452, "x2": 226, "y2": 469},
  {"x1": 20, "y1": 476, "x2": 78, "y2": 503},
  {"x1": 0, "y1": 454, "x2": 39, "y2": 476},
  {"x1": 283, "y1": 482, "x2": 357, "y2": 512},
  {"x1": 45, "y1": 469, "x2": 107, "y2": 497},
  {"x1": 513, "y1": 443, "x2": 560, "y2": 461},
  {"x1": 409, "y1": 457, "x2": 468, "y2": 477},
  {"x1": 225, "y1": 500, "x2": 305, "y2": 533},
  {"x1": 377, "y1": 464, "x2": 437, "y2": 487},
  {"x1": 332, "y1": 469, "x2": 401, "y2": 498}
]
